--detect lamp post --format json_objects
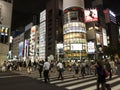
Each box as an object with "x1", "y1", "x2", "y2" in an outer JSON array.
[{"x1": 79, "y1": 44, "x2": 82, "y2": 61}]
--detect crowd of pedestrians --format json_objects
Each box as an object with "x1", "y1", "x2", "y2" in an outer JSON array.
[{"x1": 1, "y1": 58, "x2": 120, "y2": 89}]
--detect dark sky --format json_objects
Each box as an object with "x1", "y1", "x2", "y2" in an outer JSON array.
[
  {"x1": 12, "y1": 0, "x2": 48, "y2": 30},
  {"x1": 12, "y1": 0, "x2": 120, "y2": 30}
]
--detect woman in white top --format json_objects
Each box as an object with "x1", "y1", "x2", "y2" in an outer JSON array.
[{"x1": 57, "y1": 61, "x2": 64, "y2": 80}]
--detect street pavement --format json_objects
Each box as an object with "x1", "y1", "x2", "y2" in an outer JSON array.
[
  {"x1": 0, "y1": 71, "x2": 66, "y2": 90},
  {"x1": 0, "y1": 64, "x2": 120, "y2": 90}
]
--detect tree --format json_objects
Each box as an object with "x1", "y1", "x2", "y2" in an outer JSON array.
[{"x1": 103, "y1": 46, "x2": 117, "y2": 59}]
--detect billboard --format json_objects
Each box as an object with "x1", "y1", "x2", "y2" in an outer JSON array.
[
  {"x1": 84, "y1": 9, "x2": 98, "y2": 22},
  {"x1": 71, "y1": 44, "x2": 82, "y2": 50},
  {"x1": 19, "y1": 41, "x2": 24, "y2": 57},
  {"x1": 96, "y1": 33, "x2": 101, "y2": 45},
  {"x1": 87, "y1": 41, "x2": 95, "y2": 53},
  {"x1": 102, "y1": 28, "x2": 108, "y2": 46},
  {"x1": 24, "y1": 40, "x2": 29, "y2": 57}
]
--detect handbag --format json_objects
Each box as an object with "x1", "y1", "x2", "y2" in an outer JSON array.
[
  {"x1": 105, "y1": 83, "x2": 111, "y2": 90},
  {"x1": 104, "y1": 69, "x2": 110, "y2": 78}
]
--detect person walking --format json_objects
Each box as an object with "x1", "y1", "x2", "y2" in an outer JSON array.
[
  {"x1": 73, "y1": 61, "x2": 79, "y2": 78},
  {"x1": 2, "y1": 61, "x2": 6, "y2": 72},
  {"x1": 105, "y1": 59, "x2": 112, "y2": 80},
  {"x1": 27, "y1": 60, "x2": 32, "y2": 74},
  {"x1": 81, "y1": 60, "x2": 86, "y2": 78},
  {"x1": 109, "y1": 59, "x2": 117, "y2": 75},
  {"x1": 96, "y1": 60, "x2": 106, "y2": 90},
  {"x1": 38, "y1": 60, "x2": 44, "y2": 78},
  {"x1": 43, "y1": 59, "x2": 50, "y2": 83},
  {"x1": 57, "y1": 61, "x2": 64, "y2": 80}
]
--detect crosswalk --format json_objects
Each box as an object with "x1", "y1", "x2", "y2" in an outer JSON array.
[{"x1": 38, "y1": 73, "x2": 120, "y2": 90}]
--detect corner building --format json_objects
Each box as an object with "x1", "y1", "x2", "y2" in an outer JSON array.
[
  {"x1": 63, "y1": 0, "x2": 87, "y2": 60},
  {"x1": 0, "y1": 0, "x2": 13, "y2": 65}
]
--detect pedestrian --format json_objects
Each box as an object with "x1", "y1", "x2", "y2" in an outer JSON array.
[
  {"x1": 73, "y1": 61, "x2": 79, "y2": 78},
  {"x1": 96, "y1": 60, "x2": 106, "y2": 90},
  {"x1": 105, "y1": 59, "x2": 112, "y2": 80},
  {"x1": 27, "y1": 60, "x2": 32, "y2": 74},
  {"x1": 109, "y1": 59, "x2": 117, "y2": 75},
  {"x1": 81, "y1": 60, "x2": 86, "y2": 78},
  {"x1": 57, "y1": 61, "x2": 64, "y2": 80},
  {"x1": 85, "y1": 60, "x2": 91, "y2": 75},
  {"x1": 38, "y1": 60, "x2": 44, "y2": 78},
  {"x1": 43, "y1": 59, "x2": 50, "y2": 83},
  {"x1": 1, "y1": 61, "x2": 6, "y2": 72}
]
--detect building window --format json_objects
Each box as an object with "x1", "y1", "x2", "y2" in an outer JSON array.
[{"x1": 70, "y1": 11, "x2": 78, "y2": 22}]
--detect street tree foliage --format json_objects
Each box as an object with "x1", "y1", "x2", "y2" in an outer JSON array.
[{"x1": 103, "y1": 46, "x2": 117, "y2": 58}]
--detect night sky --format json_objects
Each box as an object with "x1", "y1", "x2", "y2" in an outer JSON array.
[{"x1": 12, "y1": 0, "x2": 120, "y2": 30}]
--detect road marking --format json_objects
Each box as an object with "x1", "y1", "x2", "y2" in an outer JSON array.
[
  {"x1": 65, "y1": 79, "x2": 96, "y2": 90},
  {"x1": 0, "y1": 75, "x2": 26, "y2": 79},
  {"x1": 112, "y1": 83, "x2": 120, "y2": 90},
  {"x1": 81, "y1": 75, "x2": 118, "y2": 90},
  {"x1": 57, "y1": 75, "x2": 96, "y2": 86}
]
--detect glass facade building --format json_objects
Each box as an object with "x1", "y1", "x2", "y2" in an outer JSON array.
[{"x1": 63, "y1": 0, "x2": 87, "y2": 60}]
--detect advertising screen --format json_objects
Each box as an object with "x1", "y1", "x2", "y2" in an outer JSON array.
[
  {"x1": 71, "y1": 44, "x2": 82, "y2": 50},
  {"x1": 84, "y1": 9, "x2": 98, "y2": 22},
  {"x1": 87, "y1": 41, "x2": 95, "y2": 53},
  {"x1": 102, "y1": 28, "x2": 108, "y2": 46},
  {"x1": 96, "y1": 33, "x2": 101, "y2": 45},
  {"x1": 24, "y1": 40, "x2": 29, "y2": 57},
  {"x1": 19, "y1": 42, "x2": 24, "y2": 57}
]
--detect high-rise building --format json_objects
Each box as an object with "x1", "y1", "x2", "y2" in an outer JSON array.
[
  {"x1": 103, "y1": 9, "x2": 119, "y2": 49},
  {"x1": 45, "y1": 0, "x2": 63, "y2": 60},
  {"x1": 0, "y1": 0, "x2": 13, "y2": 43},
  {"x1": 63, "y1": 0, "x2": 87, "y2": 60},
  {"x1": 84, "y1": 0, "x2": 107, "y2": 59},
  {"x1": 12, "y1": 33, "x2": 24, "y2": 58},
  {"x1": 39, "y1": 10, "x2": 46, "y2": 60},
  {"x1": 0, "y1": 0, "x2": 13, "y2": 64},
  {"x1": 85, "y1": 0, "x2": 119, "y2": 59}
]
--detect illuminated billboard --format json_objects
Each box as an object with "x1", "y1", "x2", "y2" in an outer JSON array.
[
  {"x1": 24, "y1": 40, "x2": 29, "y2": 57},
  {"x1": 87, "y1": 41, "x2": 95, "y2": 53},
  {"x1": 102, "y1": 28, "x2": 108, "y2": 46},
  {"x1": 84, "y1": 9, "x2": 98, "y2": 22},
  {"x1": 19, "y1": 41, "x2": 24, "y2": 57},
  {"x1": 30, "y1": 26, "x2": 37, "y2": 56},
  {"x1": 71, "y1": 44, "x2": 82, "y2": 50},
  {"x1": 96, "y1": 33, "x2": 101, "y2": 45}
]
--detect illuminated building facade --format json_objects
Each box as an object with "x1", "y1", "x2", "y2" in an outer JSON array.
[
  {"x1": 85, "y1": 0, "x2": 107, "y2": 59},
  {"x1": 39, "y1": 10, "x2": 46, "y2": 60},
  {"x1": 63, "y1": 0, "x2": 87, "y2": 60},
  {"x1": 0, "y1": 0, "x2": 13, "y2": 64},
  {"x1": 104, "y1": 9, "x2": 119, "y2": 49},
  {"x1": 0, "y1": 0, "x2": 12, "y2": 44},
  {"x1": 29, "y1": 25, "x2": 37, "y2": 61}
]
